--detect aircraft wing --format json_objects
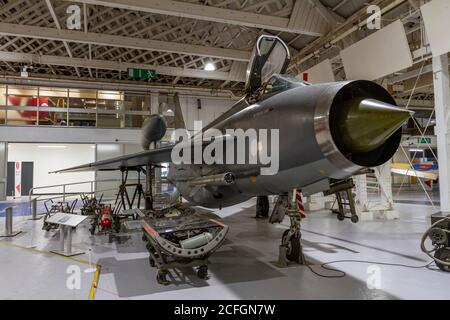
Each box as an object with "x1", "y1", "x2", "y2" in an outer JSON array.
[
  {"x1": 53, "y1": 135, "x2": 234, "y2": 173},
  {"x1": 52, "y1": 145, "x2": 174, "y2": 173},
  {"x1": 390, "y1": 163, "x2": 438, "y2": 180}
]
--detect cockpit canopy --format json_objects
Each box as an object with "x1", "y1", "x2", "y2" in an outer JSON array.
[{"x1": 245, "y1": 35, "x2": 291, "y2": 94}]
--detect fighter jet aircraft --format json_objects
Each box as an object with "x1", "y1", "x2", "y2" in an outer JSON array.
[{"x1": 55, "y1": 35, "x2": 412, "y2": 262}]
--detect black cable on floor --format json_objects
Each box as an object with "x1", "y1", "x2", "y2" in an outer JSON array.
[{"x1": 302, "y1": 254, "x2": 435, "y2": 278}]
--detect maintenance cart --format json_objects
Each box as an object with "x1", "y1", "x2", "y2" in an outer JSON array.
[{"x1": 141, "y1": 204, "x2": 228, "y2": 285}]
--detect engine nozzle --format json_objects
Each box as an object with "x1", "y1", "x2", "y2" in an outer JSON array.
[{"x1": 335, "y1": 98, "x2": 413, "y2": 153}]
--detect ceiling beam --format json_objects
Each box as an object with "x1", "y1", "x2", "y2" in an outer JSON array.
[
  {"x1": 395, "y1": 98, "x2": 434, "y2": 108},
  {"x1": 0, "y1": 51, "x2": 247, "y2": 82},
  {"x1": 68, "y1": 0, "x2": 325, "y2": 36},
  {"x1": 389, "y1": 64, "x2": 434, "y2": 84},
  {"x1": 0, "y1": 22, "x2": 251, "y2": 61},
  {"x1": 308, "y1": 0, "x2": 344, "y2": 27}
]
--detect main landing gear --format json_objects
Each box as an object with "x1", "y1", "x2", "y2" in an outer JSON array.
[
  {"x1": 256, "y1": 196, "x2": 269, "y2": 218},
  {"x1": 277, "y1": 188, "x2": 305, "y2": 267}
]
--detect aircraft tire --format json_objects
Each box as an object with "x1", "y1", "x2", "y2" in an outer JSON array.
[
  {"x1": 157, "y1": 270, "x2": 169, "y2": 285},
  {"x1": 197, "y1": 265, "x2": 208, "y2": 279},
  {"x1": 434, "y1": 248, "x2": 450, "y2": 272},
  {"x1": 283, "y1": 230, "x2": 301, "y2": 262}
]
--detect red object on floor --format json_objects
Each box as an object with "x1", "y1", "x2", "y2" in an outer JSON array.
[{"x1": 100, "y1": 209, "x2": 112, "y2": 229}]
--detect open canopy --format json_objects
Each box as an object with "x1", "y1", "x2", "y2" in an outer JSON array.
[{"x1": 245, "y1": 35, "x2": 291, "y2": 94}]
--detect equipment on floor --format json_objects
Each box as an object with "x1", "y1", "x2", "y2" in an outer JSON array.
[
  {"x1": 140, "y1": 204, "x2": 228, "y2": 285},
  {"x1": 42, "y1": 199, "x2": 77, "y2": 231},
  {"x1": 256, "y1": 195, "x2": 269, "y2": 218},
  {"x1": 89, "y1": 204, "x2": 119, "y2": 235},
  {"x1": 80, "y1": 193, "x2": 103, "y2": 216},
  {"x1": 325, "y1": 179, "x2": 359, "y2": 223},
  {"x1": 113, "y1": 168, "x2": 146, "y2": 215},
  {"x1": 421, "y1": 213, "x2": 450, "y2": 272}
]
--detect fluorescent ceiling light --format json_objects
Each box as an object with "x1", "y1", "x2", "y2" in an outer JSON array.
[
  {"x1": 37, "y1": 145, "x2": 67, "y2": 149},
  {"x1": 409, "y1": 148, "x2": 424, "y2": 152},
  {"x1": 204, "y1": 62, "x2": 216, "y2": 71}
]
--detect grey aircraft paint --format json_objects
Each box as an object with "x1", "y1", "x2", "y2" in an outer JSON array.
[{"x1": 56, "y1": 36, "x2": 412, "y2": 210}]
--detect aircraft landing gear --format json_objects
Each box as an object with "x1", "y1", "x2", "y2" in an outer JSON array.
[
  {"x1": 256, "y1": 196, "x2": 269, "y2": 218},
  {"x1": 282, "y1": 230, "x2": 301, "y2": 262},
  {"x1": 278, "y1": 188, "x2": 305, "y2": 267}
]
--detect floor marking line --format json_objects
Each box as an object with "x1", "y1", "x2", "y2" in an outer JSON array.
[{"x1": 88, "y1": 265, "x2": 101, "y2": 300}]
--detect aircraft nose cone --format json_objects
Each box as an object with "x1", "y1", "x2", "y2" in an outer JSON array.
[{"x1": 338, "y1": 98, "x2": 413, "y2": 153}]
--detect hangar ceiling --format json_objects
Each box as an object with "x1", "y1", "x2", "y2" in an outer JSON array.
[{"x1": 0, "y1": 0, "x2": 432, "y2": 102}]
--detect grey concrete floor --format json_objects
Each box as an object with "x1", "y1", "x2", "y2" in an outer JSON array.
[{"x1": 0, "y1": 197, "x2": 448, "y2": 300}]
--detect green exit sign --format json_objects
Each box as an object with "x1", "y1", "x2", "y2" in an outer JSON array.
[
  {"x1": 417, "y1": 137, "x2": 431, "y2": 144},
  {"x1": 127, "y1": 68, "x2": 157, "y2": 80}
]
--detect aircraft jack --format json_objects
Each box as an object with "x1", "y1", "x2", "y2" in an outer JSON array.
[{"x1": 276, "y1": 188, "x2": 305, "y2": 268}]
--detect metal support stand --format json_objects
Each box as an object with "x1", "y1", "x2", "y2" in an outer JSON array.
[
  {"x1": 51, "y1": 225, "x2": 84, "y2": 257},
  {"x1": 113, "y1": 168, "x2": 146, "y2": 215},
  {"x1": 29, "y1": 197, "x2": 42, "y2": 220},
  {"x1": 145, "y1": 164, "x2": 154, "y2": 210},
  {"x1": 1, "y1": 207, "x2": 22, "y2": 237},
  {"x1": 433, "y1": 54, "x2": 450, "y2": 215}
]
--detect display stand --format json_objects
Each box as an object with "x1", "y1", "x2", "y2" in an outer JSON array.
[
  {"x1": 46, "y1": 212, "x2": 88, "y2": 257},
  {"x1": 0, "y1": 206, "x2": 22, "y2": 238}
]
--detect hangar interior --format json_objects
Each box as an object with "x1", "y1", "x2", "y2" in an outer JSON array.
[{"x1": 0, "y1": 0, "x2": 449, "y2": 300}]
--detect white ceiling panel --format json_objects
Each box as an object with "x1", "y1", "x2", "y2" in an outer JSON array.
[{"x1": 340, "y1": 20, "x2": 413, "y2": 81}]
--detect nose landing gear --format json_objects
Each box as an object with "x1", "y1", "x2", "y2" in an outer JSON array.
[{"x1": 277, "y1": 188, "x2": 305, "y2": 267}]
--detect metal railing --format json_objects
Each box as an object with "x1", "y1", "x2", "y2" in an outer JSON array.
[{"x1": 28, "y1": 178, "x2": 145, "y2": 219}]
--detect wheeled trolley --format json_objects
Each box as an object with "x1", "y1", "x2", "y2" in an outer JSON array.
[
  {"x1": 421, "y1": 213, "x2": 450, "y2": 272},
  {"x1": 141, "y1": 205, "x2": 228, "y2": 285}
]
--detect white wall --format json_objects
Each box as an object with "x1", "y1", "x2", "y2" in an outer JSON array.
[
  {"x1": 0, "y1": 126, "x2": 140, "y2": 144},
  {"x1": 8, "y1": 143, "x2": 95, "y2": 194},
  {"x1": 3, "y1": 95, "x2": 236, "y2": 197},
  {"x1": 0, "y1": 142, "x2": 6, "y2": 200},
  {"x1": 178, "y1": 97, "x2": 236, "y2": 131}
]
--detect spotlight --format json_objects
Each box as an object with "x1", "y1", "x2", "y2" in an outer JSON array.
[{"x1": 204, "y1": 62, "x2": 216, "y2": 71}]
